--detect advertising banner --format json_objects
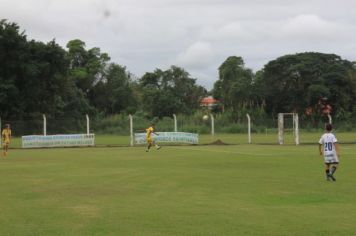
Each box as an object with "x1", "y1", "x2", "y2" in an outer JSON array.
[
  {"x1": 22, "y1": 134, "x2": 95, "y2": 148},
  {"x1": 134, "y1": 132, "x2": 198, "y2": 145}
]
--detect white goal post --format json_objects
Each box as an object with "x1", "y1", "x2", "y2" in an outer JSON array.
[{"x1": 278, "y1": 113, "x2": 299, "y2": 145}]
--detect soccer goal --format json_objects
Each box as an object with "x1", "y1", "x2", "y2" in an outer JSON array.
[{"x1": 278, "y1": 113, "x2": 299, "y2": 145}]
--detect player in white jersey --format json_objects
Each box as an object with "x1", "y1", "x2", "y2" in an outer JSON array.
[{"x1": 318, "y1": 124, "x2": 340, "y2": 181}]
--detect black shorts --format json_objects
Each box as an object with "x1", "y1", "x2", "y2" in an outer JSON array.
[{"x1": 325, "y1": 162, "x2": 339, "y2": 165}]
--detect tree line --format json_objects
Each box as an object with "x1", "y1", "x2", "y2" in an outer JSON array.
[{"x1": 1, "y1": 20, "x2": 356, "y2": 125}]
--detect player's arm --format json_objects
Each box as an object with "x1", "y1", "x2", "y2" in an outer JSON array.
[{"x1": 318, "y1": 143, "x2": 323, "y2": 156}]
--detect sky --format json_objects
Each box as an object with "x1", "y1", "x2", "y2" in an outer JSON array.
[{"x1": 1, "y1": 0, "x2": 356, "y2": 90}]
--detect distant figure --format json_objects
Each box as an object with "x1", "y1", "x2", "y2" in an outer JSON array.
[
  {"x1": 2, "y1": 124, "x2": 12, "y2": 157},
  {"x1": 318, "y1": 124, "x2": 340, "y2": 181},
  {"x1": 145, "y1": 123, "x2": 161, "y2": 152}
]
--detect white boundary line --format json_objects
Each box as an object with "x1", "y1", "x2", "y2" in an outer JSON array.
[
  {"x1": 169, "y1": 147, "x2": 275, "y2": 156},
  {"x1": 169, "y1": 146, "x2": 356, "y2": 157}
]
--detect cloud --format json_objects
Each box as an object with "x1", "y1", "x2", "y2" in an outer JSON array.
[
  {"x1": 280, "y1": 14, "x2": 349, "y2": 41},
  {"x1": 1, "y1": 0, "x2": 356, "y2": 90},
  {"x1": 177, "y1": 42, "x2": 215, "y2": 69},
  {"x1": 200, "y1": 22, "x2": 254, "y2": 42}
]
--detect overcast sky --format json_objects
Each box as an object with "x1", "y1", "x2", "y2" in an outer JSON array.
[{"x1": 1, "y1": 0, "x2": 356, "y2": 89}]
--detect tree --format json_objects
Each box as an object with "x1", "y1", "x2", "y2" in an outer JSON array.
[
  {"x1": 20, "y1": 39, "x2": 94, "y2": 119},
  {"x1": 139, "y1": 66, "x2": 207, "y2": 117},
  {"x1": 213, "y1": 56, "x2": 255, "y2": 119},
  {"x1": 260, "y1": 52, "x2": 356, "y2": 121},
  {"x1": 66, "y1": 39, "x2": 110, "y2": 95},
  {"x1": 0, "y1": 20, "x2": 94, "y2": 122},
  {"x1": 0, "y1": 20, "x2": 27, "y2": 118},
  {"x1": 89, "y1": 63, "x2": 138, "y2": 115}
]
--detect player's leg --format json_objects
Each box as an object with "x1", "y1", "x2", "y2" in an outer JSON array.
[
  {"x1": 146, "y1": 143, "x2": 151, "y2": 152},
  {"x1": 146, "y1": 139, "x2": 152, "y2": 152},
  {"x1": 329, "y1": 163, "x2": 338, "y2": 181},
  {"x1": 3, "y1": 143, "x2": 8, "y2": 156},
  {"x1": 330, "y1": 163, "x2": 338, "y2": 175},
  {"x1": 325, "y1": 163, "x2": 331, "y2": 181},
  {"x1": 153, "y1": 141, "x2": 161, "y2": 150}
]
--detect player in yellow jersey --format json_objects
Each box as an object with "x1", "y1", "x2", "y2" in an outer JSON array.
[
  {"x1": 2, "y1": 124, "x2": 12, "y2": 157},
  {"x1": 146, "y1": 123, "x2": 161, "y2": 152}
]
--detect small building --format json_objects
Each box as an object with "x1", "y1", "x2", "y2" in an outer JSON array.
[{"x1": 200, "y1": 96, "x2": 219, "y2": 110}]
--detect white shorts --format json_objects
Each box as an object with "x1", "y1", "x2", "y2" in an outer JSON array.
[{"x1": 324, "y1": 154, "x2": 339, "y2": 164}]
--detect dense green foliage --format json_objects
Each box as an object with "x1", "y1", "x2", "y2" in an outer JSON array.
[
  {"x1": 139, "y1": 66, "x2": 207, "y2": 118},
  {"x1": 2, "y1": 20, "x2": 356, "y2": 130},
  {"x1": 261, "y1": 53, "x2": 356, "y2": 118},
  {"x1": 212, "y1": 54, "x2": 356, "y2": 125},
  {"x1": 0, "y1": 20, "x2": 206, "y2": 123},
  {"x1": 213, "y1": 56, "x2": 261, "y2": 120}
]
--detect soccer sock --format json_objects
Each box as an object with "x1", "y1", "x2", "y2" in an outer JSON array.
[
  {"x1": 325, "y1": 169, "x2": 330, "y2": 177},
  {"x1": 330, "y1": 166, "x2": 337, "y2": 175}
]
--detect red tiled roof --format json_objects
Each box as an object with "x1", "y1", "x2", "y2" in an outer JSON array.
[{"x1": 200, "y1": 96, "x2": 219, "y2": 105}]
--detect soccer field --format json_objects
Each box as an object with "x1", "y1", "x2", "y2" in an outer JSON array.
[{"x1": 1, "y1": 144, "x2": 356, "y2": 236}]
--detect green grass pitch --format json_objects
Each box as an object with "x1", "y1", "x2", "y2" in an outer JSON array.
[{"x1": 1, "y1": 144, "x2": 356, "y2": 235}]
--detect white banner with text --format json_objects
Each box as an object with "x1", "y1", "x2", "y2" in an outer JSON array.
[
  {"x1": 22, "y1": 134, "x2": 95, "y2": 148},
  {"x1": 134, "y1": 132, "x2": 198, "y2": 145}
]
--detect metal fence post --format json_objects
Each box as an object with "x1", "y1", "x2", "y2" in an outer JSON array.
[
  {"x1": 86, "y1": 114, "x2": 90, "y2": 135},
  {"x1": 210, "y1": 114, "x2": 215, "y2": 136},
  {"x1": 173, "y1": 114, "x2": 177, "y2": 132},
  {"x1": 294, "y1": 113, "x2": 300, "y2": 145},
  {"x1": 129, "y1": 114, "x2": 133, "y2": 146},
  {"x1": 246, "y1": 114, "x2": 251, "y2": 144},
  {"x1": 43, "y1": 114, "x2": 47, "y2": 136}
]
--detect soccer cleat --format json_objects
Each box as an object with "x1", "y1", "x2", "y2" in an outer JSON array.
[
  {"x1": 328, "y1": 174, "x2": 336, "y2": 181},
  {"x1": 326, "y1": 176, "x2": 331, "y2": 181},
  {"x1": 156, "y1": 146, "x2": 161, "y2": 150}
]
